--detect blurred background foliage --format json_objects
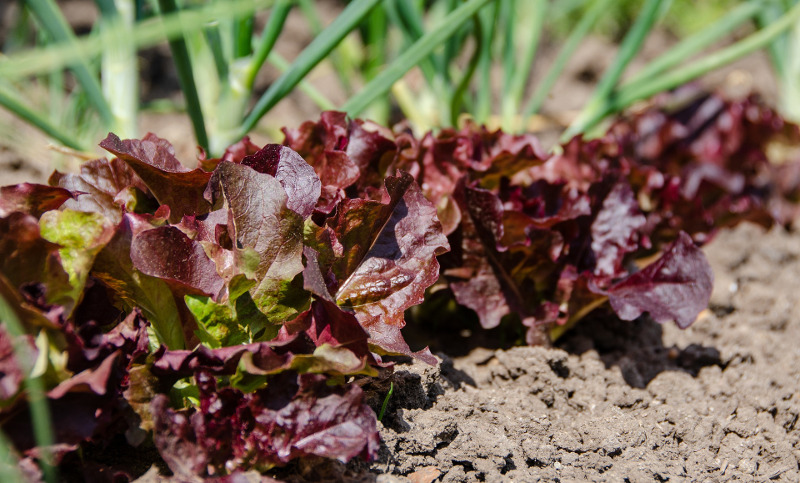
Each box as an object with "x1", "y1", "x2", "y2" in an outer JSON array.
[{"x1": 0, "y1": 0, "x2": 797, "y2": 166}]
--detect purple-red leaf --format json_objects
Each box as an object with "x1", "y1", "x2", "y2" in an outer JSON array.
[
  {"x1": 282, "y1": 112, "x2": 360, "y2": 213},
  {"x1": 0, "y1": 212, "x2": 73, "y2": 312},
  {"x1": 152, "y1": 372, "x2": 379, "y2": 475},
  {"x1": 590, "y1": 181, "x2": 646, "y2": 278},
  {"x1": 0, "y1": 183, "x2": 72, "y2": 218},
  {"x1": 446, "y1": 184, "x2": 564, "y2": 330},
  {"x1": 212, "y1": 162, "x2": 307, "y2": 321},
  {"x1": 241, "y1": 144, "x2": 321, "y2": 219},
  {"x1": 100, "y1": 133, "x2": 212, "y2": 223},
  {"x1": 131, "y1": 225, "x2": 225, "y2": 300},
  {"x1": 92, "y1": 212, "x2": 192, "y2": 350},
  {"x1": 65, "y1": 307, "x2": 149, "y2": 374},
  {"x1": 598, "y1": 231, "x2": 713, "y2": 328},
  {"x1": 151, "y1": 343, "x2": 288, "y2": 378},
  {"x1": 320, "y1": 172, "x2": 448, "y2": 362}
]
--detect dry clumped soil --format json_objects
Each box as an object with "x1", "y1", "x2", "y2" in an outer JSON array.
[{"x1": 275, "y1": 223, "x2": 800, "y2": 482}]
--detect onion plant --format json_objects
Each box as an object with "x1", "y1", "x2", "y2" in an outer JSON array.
[{"x1": 1, "y1": 0, "x2": 799, "y2": 155}]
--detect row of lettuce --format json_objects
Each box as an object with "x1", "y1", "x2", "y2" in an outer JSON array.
[{"x1": 1, "y1": 88, "x2": 799, "y2": 479}]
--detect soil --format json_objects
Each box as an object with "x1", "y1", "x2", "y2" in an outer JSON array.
[{"x1": 258, "y1": 223, "x2": 800, "y2": 482}]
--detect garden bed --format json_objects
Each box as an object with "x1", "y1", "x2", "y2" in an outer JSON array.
[
  {"x1": 3, "y1": 2, "x2": 800, "y2": 481},
  {"x1": 237, "y1": 223, "x2": 799, "y2": 482}
]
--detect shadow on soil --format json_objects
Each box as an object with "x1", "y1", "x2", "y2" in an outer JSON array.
[{"x1": 557, "y1": 313, "x2": 722, "y2": 388}]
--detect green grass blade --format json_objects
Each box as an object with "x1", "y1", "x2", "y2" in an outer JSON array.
[
  {"x1": 204, "y1": 22, "x2": 229, "y2": 82},
  {"x1": 267, "y1": 52, "x2": 336, "y2": 110},
  {"x1": 157, "y1": 0, "x2": 209, "y2": 152},
  {"x1": 246, "y1": 0, "x2": 292, "y2": 90},
  {"x1": 358, "y1": 7, "x2": 390, "y2": 123},
  {"x1": 393, "y1": 0, "x2": 447, "y2": 76},
  {"x1": 25, "y1": 0, "x2": 114, "y2": 126},
  {"x1": 781, "y1": 16, "x2": 800, "y2": 121},
  {"x1": 562, "y1": 0, "x2": 665, "y2": 140},
  {"x1": 499, "y1": 0, "x2": 515, "y2": 94},
  {"x1": 382, "y1": 0, "x2": 437, "y2": 86},
  {"x1": 443, "y1": 0, "x2": 461, "y2": 82},
  {"x1": 451, "y1": 15, "x2": 482, "y2": 126},
  {"x1": 94, "y1": 0, "x2": 117, "y2": 16},
  {"x1": 1, "y1": 0, "x2": 273, "y2": 82},
  {"x1": 0, "y1": 82, "x2": 88, "y2": 151},
  {"x1": 378, "y1": 382, "x2": 394, "y2": 421},
  {"x1": 580, "y1": 1, "x2": 800, "y2": 137},
  {"x1": 233, "y1": 13, "x2": 255, "y2": 58},
  {"x1": 626, "y1": 0, "x2": 764, "y2": 86},
  {"x1": 363, "y1": 6, "x2": 387, "y2": 82},
  {"x1": 474, "y1": 0, "x2": 499, "y2": 124},
  {"x1": 2, "y1": 4, "x2": 33, "y2": 53},
  {"x1": 100, "y1": 0, "x2": 139, "y2": 138},
  {"x1": 0, "y1": 294, "x2": 57, "y2": 483},
  {"x1": 0, "y1": 430, "x2": 26, "y2": 482},
  {"x1": 242, "y1": 0, "x2": 381, "y2": 136},
  {"x1": 501, "y1": 0, "x2": 546, "y2": 132},
  {"x1": 343, "y1": 0, "x2": 493, "y2": 118},
  {"x1": 524, "y1": 0, "x2": 612, "y2": 118},
  {"x1": 756, "y1": 5, "x2": 787, "y2": 78}
]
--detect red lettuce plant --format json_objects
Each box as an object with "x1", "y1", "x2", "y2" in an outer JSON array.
[
  {"x1": 0, "y1": 89, "x2": 798, "y2": 478},
  {"x1": 0, "y1": 130, "x2": 447, "y2": 478},
  {"x1": 282, "y1": 89, "x2": 800, "y2": 344}
]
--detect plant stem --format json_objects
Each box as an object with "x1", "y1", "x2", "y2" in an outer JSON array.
[
  {"x1": 499, "y1": 0, "x2": 515, "y2": 95},
  {"x1": 0, "y1": 295, "x2": 57, "y2": 483},
  {"x1": 562, "y1": 0, "x2": 664, "y2": 140},
  {"x1": 233, "y1": 13, "x2": 254, "y2": 58},
  {"x1": 246, "y1": 0, "x2": 292, "y2": 90},
  {"x1": 3, "y1": 0, "x2": 272, "y2": 81},
  {"x1": 524, "y1": 0, "x2": 612, "y2": 118},
  {"x1": 204, "y1": 22, "x2": 229, "y2": 82},
  {"x1": 241, "y1": 0, "x2": 381, "y2": 136},
  {"x1": 474, "y1": 0, "x2": 498, "y2": 124},
  {"x1": 388, "y1": 0, "x2": 452, "y2": 120},
  {"x1": 0, "y1": 82, "x2": 88, "y2": 151},
  {"x1": 100, "y1": 0, "x2": 139, "y2": 138},
  {"x1": 442, "y1": 0, "x2": 461, "y2": 83},
  {"x1": 580, "y1": 1, "x2": 800, "y2": 137},
  {"x1": 393, "y1": 0, "x2": 447, "y2": 77},
  {"x1": 391, "y1": 80, "x2": 431, "y2": 132},
  {"x1": 756, "y1": 2, "x2": 788, "y2": 79},
  {"x1": 549, "y1": 296, "x2": 609, "y2": 341},
  {"x1": 343, "y1": 0, "x2": 493, "y2": 118},
  {"x1": 378, "y1": 381, "x2": 394, "y2": 421},
  {"x1": 361, "y1": 6, "x2": 390, "y2": 124},
  {"x1": 626, "y1": 0, "x2": 763, "y2": 86},
  {"x1": 451, "y1": 15, "x2": 482, "y2": 126},
  {"x1": 26, "y1": 0, "x2": 114, "y2": 127},
  {"x1": 158, "y1": 0, "x2": 209, "y2": 152},
  {"x1": 267, "y1": 52, "x2": 336, "y2": 110},
  {"x1": 298, "y1": 0, "x2": 356, "y2": 95},
  {"x1": 501, "y1": 0, "x2": 546, "y2": 132}
]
